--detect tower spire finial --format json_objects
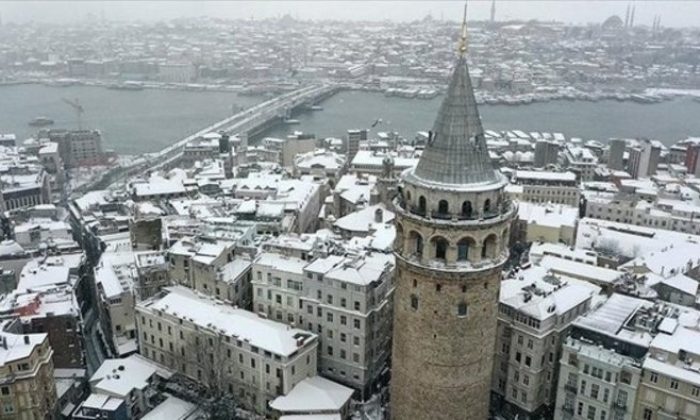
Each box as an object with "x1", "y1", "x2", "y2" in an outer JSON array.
[{"x1": 458, "y1": 1, "x2": 468, "y2": 56}]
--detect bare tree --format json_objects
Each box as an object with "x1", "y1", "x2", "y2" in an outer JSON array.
[{"x1": 184, "y1": 329, "x2": 241, "y2": 419}]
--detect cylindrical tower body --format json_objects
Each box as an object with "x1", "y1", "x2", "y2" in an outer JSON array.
[{"x1": 391, "y1": 178, "x2": 515, "y2": 419}]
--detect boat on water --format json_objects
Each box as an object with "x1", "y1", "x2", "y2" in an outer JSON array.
[
  {"x1": 28, "y1": 117, "x2": 54, "y2": 127},
  {"x1": 107, "y1": 81, "x2": 144, "y2": 91},
  {"x1": 310, "y1": 105, "x2": 323, "y2": 111},
  {"x1": 283, "y1": 119, "x2": 300, "y2": 125}
]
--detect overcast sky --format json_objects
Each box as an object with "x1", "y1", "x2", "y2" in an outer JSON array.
[{"x1": 1, "y1": 1, "x2": 699, "y2": 28}]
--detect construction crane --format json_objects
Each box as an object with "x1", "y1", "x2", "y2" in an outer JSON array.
[{"x1": 62, "y1": 97, "x2": 84, "y2": 129}]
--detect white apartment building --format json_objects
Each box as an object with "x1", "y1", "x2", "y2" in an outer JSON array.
[
  {"x1": 252, "y1": 251, "x2": 395, "y2": 395},
  {"x1": 511, "y1": 170, "x2": 580, "y2": 206},
  {"x1": 635, "y1": 326, "x2": 700, "y2": 420},
  {"x1": 491, "y1": 266, "x2": 600, "y2": 420},
  {"x1": 585, "y1": 195, "x2": 700, "y2": 235},
  {"x1": 562, "y1": 145, "x2": 597, "y2": 182},
  {"x1": 136, "y1": 286, "x2": 319, "y2": 414}
]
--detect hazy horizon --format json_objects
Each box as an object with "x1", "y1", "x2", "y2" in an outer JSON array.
[{"x1": 1, "y1": 1, "x2": 700, "y2": 28}]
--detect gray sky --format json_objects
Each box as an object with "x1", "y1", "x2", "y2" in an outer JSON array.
[{"x1": 1, "y1": 1, "x2": 699, "y2": 28}]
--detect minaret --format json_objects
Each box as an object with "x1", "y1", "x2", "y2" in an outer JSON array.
[
  {"x1": 624, "y1": 4, "x2": 631, "y2": 28},
  {"x1": 389, "y1": 4, "x2": 516, "y2": 419},
  {"x1": 630, "y1": 5, "x2": 636, "y2": 27},
  {"x1": 490, "y1": 0, "x2": 496, "y2": 23}
]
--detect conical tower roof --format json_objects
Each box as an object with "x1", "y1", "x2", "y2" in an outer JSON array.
[{"x1": 411, "y1": 55, "x2": 500, "y2": 187}]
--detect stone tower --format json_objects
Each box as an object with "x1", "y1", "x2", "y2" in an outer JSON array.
[{"x1": 389, "y1": 26, "x2": 517, "y2": 420}]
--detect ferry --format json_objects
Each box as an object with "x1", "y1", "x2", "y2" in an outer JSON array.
[
  {"x1": 28, "y1": 117, "x2": 54, "y2": 127},
  {"x1": 107, "y1": 81, "x2": 144, "y2": 91},
  {"x1": 283, "y1": 119, "x2": 300, "y2": 125}
]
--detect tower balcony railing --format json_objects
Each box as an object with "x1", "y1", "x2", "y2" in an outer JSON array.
[{"x1": 398, "y1": 198, "x2": 516, "y2": 225}]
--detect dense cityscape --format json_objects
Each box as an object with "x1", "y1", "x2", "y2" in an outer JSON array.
[{"x1": 1, "y1": 2, "x2": 700, "y2": 420}]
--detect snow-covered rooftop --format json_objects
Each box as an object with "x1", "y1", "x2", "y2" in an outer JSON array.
[{"x1": 140, "y1": 286, "x2": 316, "y2": 357}]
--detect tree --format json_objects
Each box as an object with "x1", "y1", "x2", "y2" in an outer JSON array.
[{"x1": 184, "y1": 329, "x2": 242, "y2": 419}]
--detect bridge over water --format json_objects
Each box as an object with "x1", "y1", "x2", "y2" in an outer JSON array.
[{"x1": 74, "y1": 84, "x2": 339, "y2": 194}]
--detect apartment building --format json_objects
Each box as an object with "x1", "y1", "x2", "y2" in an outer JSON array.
[
  {"x1": 136, "y1": 286, "x2": 318, "y2": 414},
  {"x1": 166, "y1": 237, "x2": 252, "y2": 307},
  {"x1": 0, "y1": 325, "x2": 56, "y2": 420},
  {"x1": 635, "y1": 326, "x2": 700, "y2": 420},
  {"x1": 554, "y1": 294, "x2": 653, "y2": 420},
  {"x1": 562, "y1": 145, "x2": 597, "y2": 182},
  {"x1": 491, "y1": 266, "x2": 600, "y2": 420},
  {"x1": 511, "y1": 170, "x2": 580, "y2": 206},
  {"x1": 252, "y1": 251, "x2": 395, "y2": 394}
]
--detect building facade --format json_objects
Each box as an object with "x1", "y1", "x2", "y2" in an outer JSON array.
[
  {"x1": 0, "y1": 326, "x2": 57, "y2": 420},
  {"x1": 390, "y1": 48, "x2": 517, "y2": 419},
  {"x1": 136, "y1": 286, "x2": 318, "y2": 415}
]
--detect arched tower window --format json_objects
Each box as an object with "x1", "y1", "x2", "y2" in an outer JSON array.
[
  {"x1": 405, "y1": 190, "x2": 411, "y2": 202},
  {"x1": 484, "y1": 199, "x2": 491, "y2": 215},
  {"x1": 457, "y1": 238, "x2": 472, "y2": 261},
  {"x1": 438, "y1": 200, "x2": 449, "y2": 215},
  {"x1": 482, "y1": 234, "x2": 497, "y2": 259},
  {"x1": 462, "y1": 201, "x2": 473, "y2": 219},
  {"x1": 418, "y1": 196, "x2": 427, "y2": 215},
  {"x1": 410, "y1": 231, "x2": 423, "y2": 257},
  {"x1": 432, "y1": 237, "x2": 448, "y2": 261}
]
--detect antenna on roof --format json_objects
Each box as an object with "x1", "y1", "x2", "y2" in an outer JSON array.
[{"x1": 458, "y1": 1, "x2": 468, "y2": 57}]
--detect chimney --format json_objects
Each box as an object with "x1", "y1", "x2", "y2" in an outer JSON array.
[
  {"x1": 374, "y1": 208, "x2": 383, "y2": 223},
  {"x1": 23, "y1": 335, "x2": 29, "y2": 345}
]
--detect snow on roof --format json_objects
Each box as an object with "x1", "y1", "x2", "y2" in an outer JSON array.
[
  {"x1": 81, "y1": 393, "x2": 124, "y2": 411},
  {"x1": 643, "y1": 357, "x2": 700, "y2": 387},
  {"x1": 334, "y1": 174, "x2": 376, "y2": 205},
  {"x1": 141, "y1": 396, "x2": 201, "y2": 420},
  {"x1": 574, "y1": 294, "x2": 653, "y2": 346},
  {"x1": 658, "y1": 273, "x2": 699, "y2": 296},
  {"x1": 90, "y1": 354, "x2": 172, "y2": 398},
  {"x1": 269, "y1": 376, "x2": 353, "y2": 413},
  {"x1": 0, "y1": 330, "x2": 46, "y2": 367},
  {"x1": 514, "y1": 170, "x2": 577, "y2": 182},
  {"x1": 18, "y1": 257, "x2": 72, "y2": 291},
  {"x1": 95, "y1": 251, "x2": 136, "y2": 299},
  {"x1": 255, "y1": 252, "x2": 308, "y2": 276},
  {"x1": 539, "y1": 255, "x2": 622, "y2": 285},
  {"x1": 133, "y1": 176, "x2": 186, "y2": 197},
  {"x1": 73, "y1": 190, "x2": 110, "y2": 212},
  {"x1": 620, "y1": 241, "x2": 700, "y2": 278},
  {"x1": 576, "y1": 218, "x2": 700, "y2": 259},
  {"x1": 334, "y1": 204, "x2": 395, "y2": 233},
  {"x1": 651, "y1": 326, "x2": 700, "y2": 357},
  {"x1": 141, "y1": 286, "x2": 316, "y2": 357},
  {"x1": 517, "y1": 202, "x2": 578, "y2": 228},
  {"x1": 218, "y1": 258, "x2": 252, "y2": 283},
  {"x1": 500, "y1": 266, "x2": 599, "y2": 320},
  {"x1": 280, "y1": 415, "x2": 341, "y2": 420},
  {"x1": 321, "y1": 253, "x2": 393, "y2": 287},
  {"x1": 0, "y1": 240, "x2": 24, "y2": 256}
]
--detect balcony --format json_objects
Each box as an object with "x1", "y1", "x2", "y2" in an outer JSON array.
[
  {"x1": 613, "y1": 401, "x2": 627, "y2": 411},
  {"x1": 564, "y1": 383, "x2": 578, "y2": 394}
]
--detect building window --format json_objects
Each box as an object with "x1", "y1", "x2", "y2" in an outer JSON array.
[
  {"x1": 462, "y1": 201, "x2": 472, "y2": 218},
  {"x1": 642, "y1": 408, "x2": 652, "y2": 420},
  {"x1": 438, "y1": 200, "x2": 448, "y2": 215},
  {"x1": 457, "y1": 239, "x2": 470, "y2": 261},
  {"x1": 432, "y1": 237, "x2": 448, "y2": 261},
  {"x1": 457, "y1": 302, "x2": 468, "y2": 317},
  {"x1": 484, "y1": 199, "x2": 491, "y2": 214},
  {"x1": 418, "y1": 196, "x2": 427, "y2": 214},
  {"x1": 670, "y1": 379, "x2": 679, "y2": 390},
  {"x1": 410, "y1": 294, "x2": 418, "y2": 311},
  {"x1": 649, "y1": 372, "x2": 658, "y2": 383}
]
